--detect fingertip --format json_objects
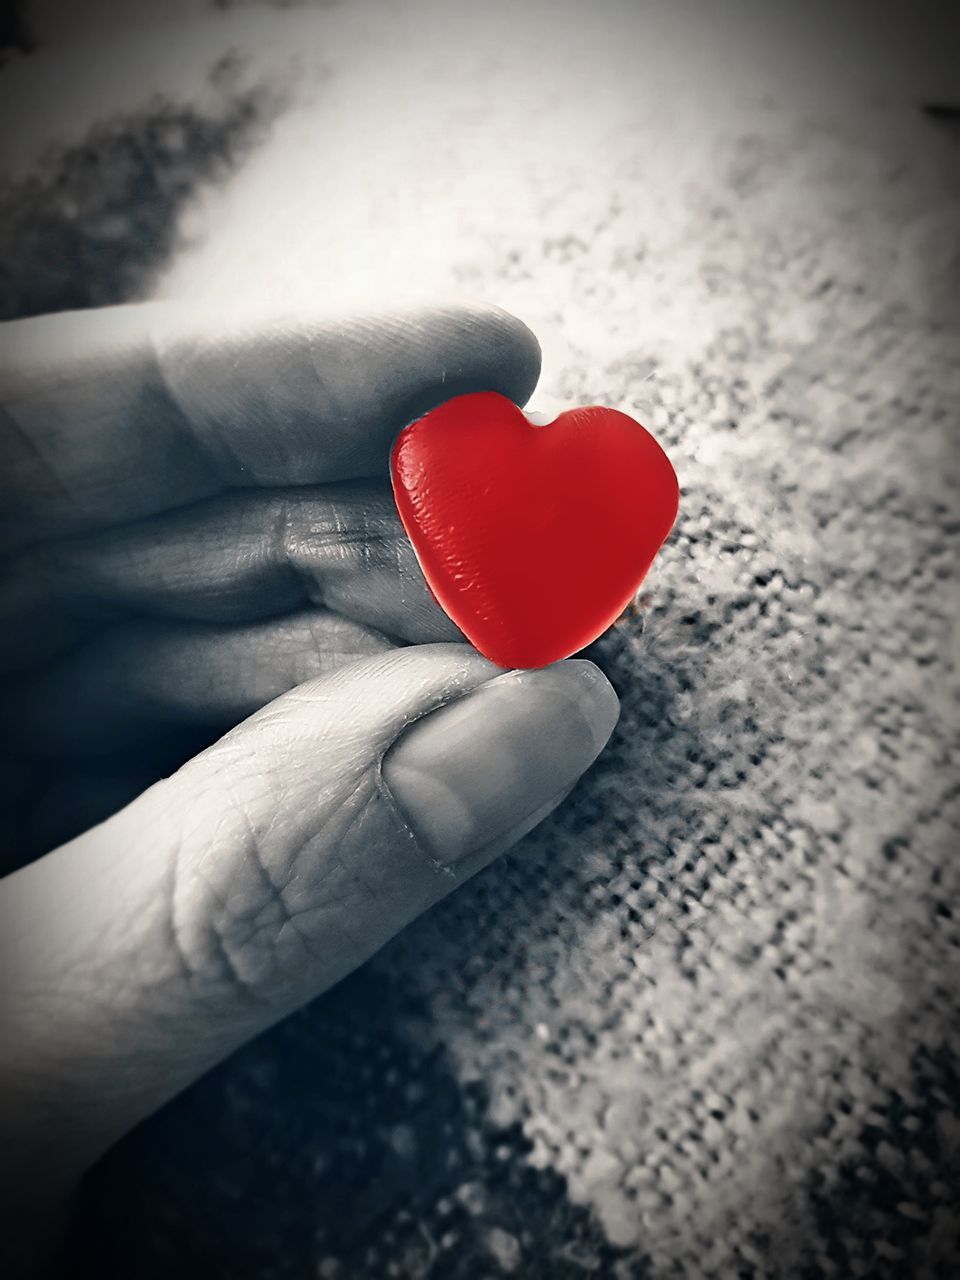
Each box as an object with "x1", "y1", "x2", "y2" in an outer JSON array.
[
  {"x1": 393, "y1": 303, "x2": 542, "y2": 427},
  {"x1": 472, "y1": 303, "x2": 542, "y2": 407},
  {"x1": 548, "y1": 658, "x2": 622, "y2": 754},
  {"x1": 381, "y1": 655, "x2": 619, "y2": 871}
]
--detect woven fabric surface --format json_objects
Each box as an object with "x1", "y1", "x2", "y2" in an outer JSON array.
[{"x1": 3, "y1": 2, "x2": 958, "y2": 1276}]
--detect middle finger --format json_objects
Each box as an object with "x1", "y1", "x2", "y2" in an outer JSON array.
[{"x1": 0, "y1": 482, "x2": 463, "y2": 673}]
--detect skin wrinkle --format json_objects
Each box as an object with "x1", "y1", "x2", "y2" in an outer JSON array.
[
  {"x1": 228, "y1": 901, "x2": 302, "y2": 967},
  {"x1": 300, "y1": 323, "x2": 347, "y2": 449},
  {"x1": 297, "y1": 836, "x2": 380, "y2": 961},
  {"x1": 146, "y1": 320, "x2": 247, "y2": 496},
  {"x1": 355, "y1": 505, "x2": 382, "y2": 574},
  {"x1": 243, "y1": 767, "x2": 299, "y2": 856},
  {"x1": 299, "y1": 783, "x2": 446, "y2": 951},
  {"x1": 170, "y1": 766, "x2": 297, "y2": 1006},
  {"x1": 203, "y1": 501, "x2": 265, "y2": 615},
  {"x1": 168, "y1": 844, "x2": 265, "y2": 1013},
  {"x1": 373, "y1": 763, "x2": 458, "y2": 880},
  {"x1": 163, "y1": 826, "x2": 200, "y2": 995},
  {"x1": 166, "y1": 729, "x2": 406, "y2": 1005},
  {"x1": 0, "y1": 398, "x2": 77, "y2": 512},
  {"x1": 0, "y1": 484, "x2": 449, "y2": 689},
  {"x1": 223, "y1": 785, "x2": 374, "y2": 995},
  {"x1": 173, "y1": 659, "x2": 495, "y2": 1001},
  {"x1": 0, "y1": 388, "x2": 202, "y2": 563},
  {"x1": 276, "y1": 493, "x2": 325, "y2": 611},
  {"x1": 393, "y1": 527, "x2": 413, "y2": 618}
]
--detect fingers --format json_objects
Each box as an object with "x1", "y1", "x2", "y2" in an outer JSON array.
[
  {"x1": 5, "y1": 609, "x2": 397, "y2": 756},
  {"x1": 0, "y1": 301, "x2": 541, "y2": 552},
  {"x1": 0, "y1": 483, "x2": 461, "y2": 674},
  {"x1": 0, "y1": 646, "x2": 618, "y2": 1196}
]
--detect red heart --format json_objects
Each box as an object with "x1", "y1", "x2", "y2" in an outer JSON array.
[{"x1": 390, "y1": 392, "x2": 679, "y2": 668}]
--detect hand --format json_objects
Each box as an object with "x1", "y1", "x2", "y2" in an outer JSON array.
[{"x1": 0, "y1": 302, "x2": 620, "y2": 1272}]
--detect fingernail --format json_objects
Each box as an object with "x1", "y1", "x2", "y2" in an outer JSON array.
[{"x1": 382, "y1": 660, "x2": 620, "y2": 868}]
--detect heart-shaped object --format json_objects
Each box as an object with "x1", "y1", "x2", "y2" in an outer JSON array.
[{"x1": 391, "y1": 392, "x2": 679, "y2": 668}]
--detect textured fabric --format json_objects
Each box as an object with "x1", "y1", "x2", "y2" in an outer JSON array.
[{"x1": 3, "y1": 2, "x2": 958, "y2": 1276}]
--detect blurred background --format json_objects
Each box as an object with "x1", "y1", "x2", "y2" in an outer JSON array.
[{"x1": 2, "y1": 1, "x2": 959, "y2": 1276}]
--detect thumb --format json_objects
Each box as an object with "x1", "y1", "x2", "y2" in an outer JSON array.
[{"x1": 0, "y1": 645, "x2": 618, "y2": 1192}]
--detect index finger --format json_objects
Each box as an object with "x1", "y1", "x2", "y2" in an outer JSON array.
[{"x1": 0, "y1": 301, "x2": 540, "y2": 553}]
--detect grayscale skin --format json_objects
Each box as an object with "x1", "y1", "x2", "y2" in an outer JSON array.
[{"x1": 0, "y1": 302, "x2": 620, "y2": 1275}]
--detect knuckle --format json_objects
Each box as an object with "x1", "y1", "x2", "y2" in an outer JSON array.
[
  {"x1": 162, "y1": 746, "x2": 405, "y2": 1008},
  {"x1": 163, "y1": 761, "x2": 298, "y2": 1006}
]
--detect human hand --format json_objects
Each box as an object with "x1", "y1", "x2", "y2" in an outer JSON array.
[{"x1": 0, "y1": 303, "x2": 620, "y2": 1271}]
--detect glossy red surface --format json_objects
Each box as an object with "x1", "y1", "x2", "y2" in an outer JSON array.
[{"x1": 391, "y1": 392, "x2": 679, "y2": 668}]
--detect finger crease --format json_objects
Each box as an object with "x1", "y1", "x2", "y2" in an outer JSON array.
[
  {"x1": 147, "y1": 326, "x2": 245, "y2": 494},
  {"x1": 274, "y1": 498, "x2": 324, "y2": 609}
]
